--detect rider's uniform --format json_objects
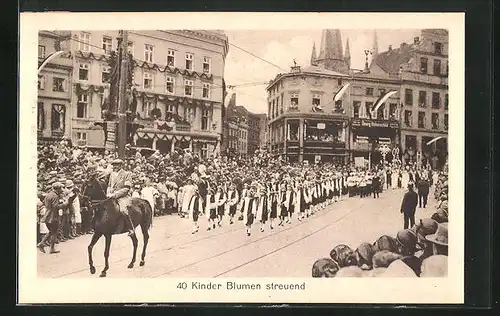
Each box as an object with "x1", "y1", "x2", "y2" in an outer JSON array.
[{"x1": 107, "y1": 168, "x2": 133, "y2": 214}]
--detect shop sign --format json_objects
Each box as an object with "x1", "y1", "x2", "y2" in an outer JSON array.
[
  {"x1": 105, "y1": 121, "x2": 116, "y2": 151},
  {"x1": 351, "y1": 118, "x2": 399, "y2": 129}
]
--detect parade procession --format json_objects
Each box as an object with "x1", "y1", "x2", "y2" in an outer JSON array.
[{"x1": 35, "y1": 28, "x2": 449, "y2": 278}]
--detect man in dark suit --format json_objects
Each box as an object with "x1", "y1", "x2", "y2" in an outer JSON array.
[
  {"x1": 372, "y1": 173, "x2": 381, "y2": 199},
  {"x1": 417, "y1": 177, "x2": 430, "y2": 208},
  {"x1": 400, "y1": 182, "x2": 418, "y2": 229}
]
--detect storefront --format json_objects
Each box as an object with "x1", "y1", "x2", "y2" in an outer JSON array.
[{"x1": 350, "y1": 118, "x2": 400, "y2": 166}]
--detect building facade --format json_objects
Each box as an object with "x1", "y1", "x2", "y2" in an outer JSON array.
[
  {"x1": 247, "y1": 112, "x2": 261, "y2": 156},
  {"x1": 38, "y1": 30, "x2": 229, "y2": 157},
  {"x1": 37, "y1": 31, "x2": 75, "y2": 145},
  {"x1": 266, "y1": 28, "x2": 448, "y2": 168},
  {"x1": 223, "y1": 97, "x2": 249, "y2": 159},
  {"x1": 256, "y1": 113, "x2": 268, "y2": 150}
]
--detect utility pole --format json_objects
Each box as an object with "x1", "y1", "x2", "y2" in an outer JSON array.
[{"x1": 117, "y1": 30, "x2": 129, "y2": 158}]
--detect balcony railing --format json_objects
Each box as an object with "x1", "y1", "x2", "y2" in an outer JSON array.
[{"x1": 136, "y1": 118, "x2": 191, "y2": 132}]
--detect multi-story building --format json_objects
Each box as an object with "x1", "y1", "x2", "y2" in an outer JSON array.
[
  {"x1": 247, "y1": 112, "x2": 261, "y2": 156},
  {"x1": 222, "y1": 95, "x2": 249, "y2": 159},
  {"x1": 256, "y1": 113, "x2": 268, "y2": 150},
  {"x1": 40, "y1": 30, "x2": 229, "y2": 157},
  {"x1": 37, "y1": 31, "x2": 75, "y2": 145},
  {"x1": 397, "y1": 30, "x2": 449, "y2": 168},
  {"x1": 266, "y1": 28, "x2": 448, "y2": 168},
  {"x1": 266, "y1": 29, "x2": 351, "y2": 164}
]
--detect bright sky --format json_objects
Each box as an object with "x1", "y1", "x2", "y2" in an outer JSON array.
[{"x1": 224, "y1": 29, "x2": 421, "y2": 114}]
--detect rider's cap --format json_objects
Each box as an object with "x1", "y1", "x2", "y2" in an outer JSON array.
[{"x1": 111, "y1": 159, "x2": 124, "y2": 165}]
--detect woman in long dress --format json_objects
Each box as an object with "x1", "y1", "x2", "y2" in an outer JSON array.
[
  {"x1": 401, "y1": 168, "x2": 410, "y2": 189},
  {"x1": 391, "y1": 168, "x2": 399, "y2": 189}
]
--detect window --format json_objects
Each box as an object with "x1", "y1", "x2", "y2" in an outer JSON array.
[
  {"x1": 290, "y1": 94, "x2": 299, "y2": 107},
  {"x1": 353, "y1": 101, "x2": 361, "y2": 118},
  {"x1": 79, "y1": 63, "x2": 89, "y2": 81},
  {"x1": 312, "y1": 94, "x2": 321, "y2": 106},
  {"x1": 127, "y1": 42, "x2": 134, "y2": 57},
  {"x1": 201, "y1": 143, "x2": 208, "y2": 159},
  {"x1": 51, "y1": 104, "x2": 66, "y2": 132},
  {"x1": 76, "y1": 132, "x2": 87, "y2": 141},
  {"x1": 446, "y1": 62, "x2": 449, "y2": 76},
  {"x1": 166, "y1": 103, "x2": 175, "y2": 114},
  {"x1": 201, "y1": 108, "x2": 209, "y2": 130},
  {"x1": 434, "y1": 42, "x2": 442, "y2": 55},
  {"x1": 376, "y1": 104, "x2": 385, "y2": 119},
  {"x1": 38, "y1": 45, "x2": 45, "y2": 58},
  {"x1": 184, "y1": 79, "x2": 193, "y2": 96},
  {"x1": 102, "y1": 36, "x2": 112, "y2": 54},
  {"x1": 52, "y1": 77, "x2": 65, "y2": 92},
  {"x1": 167, "y1": 49, "x2": 175, "y2": 67},
  {"x1": 418, "y1": 91, "x2": 427, "y2": 107},
  {"x1": 144, "y1": 44, "x2": 154, "y2": 63},
  {"x1": 79, "y1": 32, "x2": 91, "y2": 52},
  {"x1": 432, "y1": 92, "x2": 440, "y2": 109},
  {"x1": 365, "y1": 102, "x2": 373, "y2": 119},
  {"x1": 405, "y1": 89, "x2": 413, "y2": 105},
  {"x1": 142, "y1": 101, "x2": 154, "y2": 115},
  {"x1": 418, "y1": 111, "x2": 426, "y2": 128},
  {"x1": 444, "y1": 114, "x2": 449, "y2": 130},
  {"x1": 203, "y1": 57, "x2": 211, "y2": 73},
  {"x1": 378, "y1": 88, "x2": 386, "y2": 97},
  {"x1": 37, "y1": 102, "x2": 45, "y2": 131},
  {"x1": 143, "y1": 72, "x2": 153, "y2": 90},
  {"x1": 38, "y1": 75, "x2": 45, "y2": 90},
  {"x1": 366, "y1": 87, "x2": 374, "y2": 96},
  {"x1": 337, "y1": 79, "x2": 342, "y2": 86},
  {"x1": 202, "y1": 83, "x2": 210, "y2": 99},
  {"x1": 76, "y1": 93, "x2": 89, "y2": 118},
  {"x1": 445, "y1": 94, "x2": 449, "y2": 110},
  {"x1": 185, "y1": 53, "x2": 193, "y2": 70},
  {"x1": 101, "y1": 65, "x2": 111, "y2": 83},
  {"x1": 165, "y1": 76, "x2": 174, "y2": 94},
  {"x1": 431, "y1": 113, "x2": 439, "y2": 130},
  {"x1": 433, "y1": 59, "x2": 441, "y2": 76},
  {"x1": 420, "y1": 57, "x2": 428, "y2": 74},
  {"x1": 389, "y1": 103, "x2": 397, "y2": 120},
  {"x1": 404, "y1": 110, "x2": 412, "y2": 127}
]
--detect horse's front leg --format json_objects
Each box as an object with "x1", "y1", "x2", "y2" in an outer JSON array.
[
  {"x1": 127, "y1": 233, "x2": 138, "y2": 269},
  {"x1": 88, "y1": 232, "x2": 102, "y2": 275},
  {"x1": 100, "y1": 234, "x2": 112, "y2": 277}
]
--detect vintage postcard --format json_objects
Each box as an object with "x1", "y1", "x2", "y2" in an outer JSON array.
[{"x1": 18, "y1": 12, "x2": 464, "y2": 304}]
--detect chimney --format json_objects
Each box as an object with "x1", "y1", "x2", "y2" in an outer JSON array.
[
  {"x1": 388, "y1": 45, "x2": 392, "y2": 51},
  {"x1": 414, "y1": 37, "x2": 420, "y2": 45}
]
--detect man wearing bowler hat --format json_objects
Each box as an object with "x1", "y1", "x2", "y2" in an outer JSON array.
[{"x1": 400, "y1": 181, "x2": 419, "y2": 229}]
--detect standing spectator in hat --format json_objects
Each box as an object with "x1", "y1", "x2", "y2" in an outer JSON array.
[
  {"x1": 37, "y1": 182, "x2": 77, "y2": 254},
  {"x1": 417, "y1": 176, "x2": 430, "y2": 208},
  {"x1": 400, "y1": 182, "x2": 418, "y2": 229},
  {"x1": 65, "y1": 180, "x2": 81, "y2": 238},
  {"x1": 372, "y1": 172, "x2": 381, "y2": 199}
]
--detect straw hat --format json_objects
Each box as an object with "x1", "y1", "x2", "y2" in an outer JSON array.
[{"x1": 425, "y1": 223, "x2": 448, "y2": 247}]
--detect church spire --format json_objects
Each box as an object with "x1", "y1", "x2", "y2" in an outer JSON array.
[
  {"x1": 310, "y1": 42, "x2": 317, "y2": 66},
  {"x1": 372, "y1": 29, "x2": 379, "y2": 58},
  {"x1": 318, "y1": 29, "x2": 343, "y2": 61},
  {"x1": 344, "y1": 38, "x2": 351, "y2": 68}
]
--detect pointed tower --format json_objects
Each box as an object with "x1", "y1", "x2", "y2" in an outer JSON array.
[
  {"x1": 372, "y1": 30, "x2": 379, "y2": 58},
  {"x1": 316, "y1": 29, "x2": 349, "y2": 74},
  {"x1": 310, "y1": 42, "x2": 318, "y2": 66},
  {"x1": 344, "y1": 38, "x2": 351, "y2": 69}
]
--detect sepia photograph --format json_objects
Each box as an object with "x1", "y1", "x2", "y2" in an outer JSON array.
[{"x1": 19, "y1": 12, "x2": 464, "y2": 304}]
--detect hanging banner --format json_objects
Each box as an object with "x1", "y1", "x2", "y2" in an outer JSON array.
[{"x1": 105, "y1": 121, "x2": 117, "y2": 151}]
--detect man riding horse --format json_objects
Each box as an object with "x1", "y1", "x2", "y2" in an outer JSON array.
[{"x1": 106, "y1": 159, "x2": 135, "y2": 236}]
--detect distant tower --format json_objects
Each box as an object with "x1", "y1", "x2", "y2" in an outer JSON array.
[
  {"x1": 372, "y1": 30, "x2": 379, "y2": 59},
  {"x1": 316, "y1": 29, "x2": 349, "y2": 74},
  {"x1": 344, "y1": 38, "x2": 351, "y2": 70},
  {"x1": 310, "y1": 42, "x2": 318, "y2": 66}
]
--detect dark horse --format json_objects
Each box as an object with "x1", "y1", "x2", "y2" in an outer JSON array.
[{"x1": 82, "y1": 173, "x2": 153, "y2": 277}]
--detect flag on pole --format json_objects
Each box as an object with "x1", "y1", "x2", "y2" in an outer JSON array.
[
  {"x1": 426, "y1": 136, "x2": 443, "y2": 145},
  {"x1": 38, "y1": 50, "x2": 66, "y2": 74},
  {"x1": 372, "y1": 90, "x2": 398, "y2": 113},
  {"x1": 333, "y1": 83, "x2": 351, "y2": 102}
]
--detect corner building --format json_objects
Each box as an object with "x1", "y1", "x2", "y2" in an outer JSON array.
[{"x1": 48, "y1": 30, "x2": 228, "y2": 157}]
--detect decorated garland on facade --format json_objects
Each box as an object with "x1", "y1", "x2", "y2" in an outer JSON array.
[{"x1": 75, "y1": 50, "x2": 213, "y2": 81}]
